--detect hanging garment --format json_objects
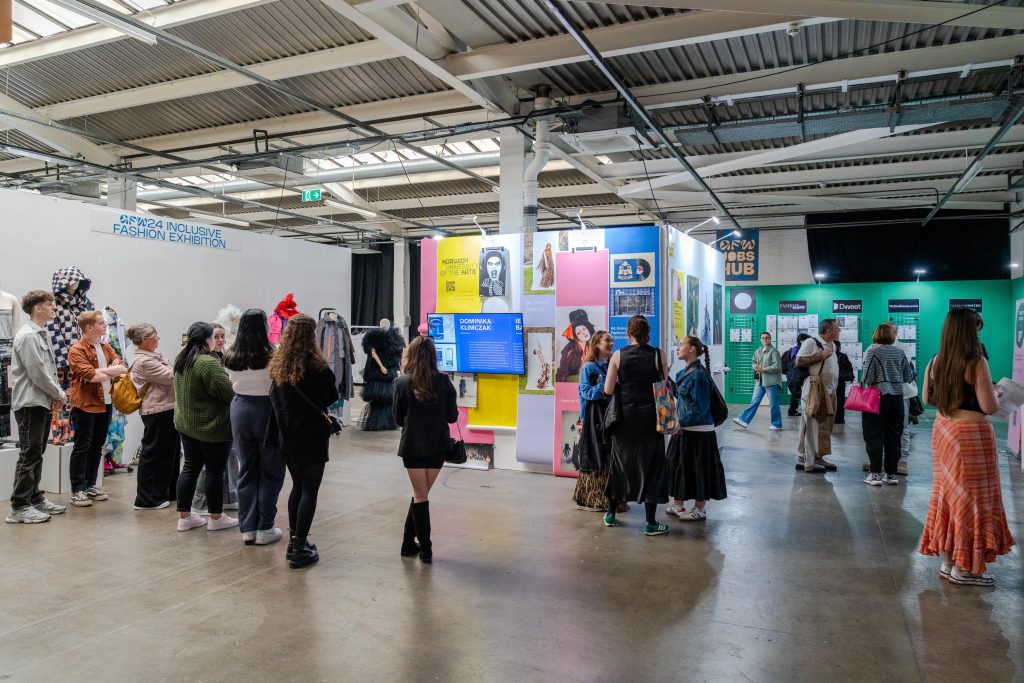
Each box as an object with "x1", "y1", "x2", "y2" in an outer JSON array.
[
  {"x1": 269, "y1": 293, "x2": 301, "y2": 344},
  {"x1": 315, "y1": 314, "x2": 356, "y2": 401},
  {"x1": 214, "y1": 305, "x2": 242, "y2": 348},
  {"x1": 0, "y1": 339, "x2": 12, "y2": 439},
  {"x1": 101, "y1": 306, "x2": 131, "y2": 469}
]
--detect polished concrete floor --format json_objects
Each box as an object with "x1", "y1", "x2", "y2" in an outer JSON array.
[{"x1": 1, "y1": 409, "x2": 1021, "y2": 682}]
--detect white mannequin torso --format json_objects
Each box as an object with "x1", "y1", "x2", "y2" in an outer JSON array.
[{"x1": 0, "y1": 288, "x2": 20, "y2": 339}]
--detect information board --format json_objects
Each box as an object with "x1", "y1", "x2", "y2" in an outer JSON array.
[{"x1": 428, "y1": 313, "x2": 525, "y2": 375}]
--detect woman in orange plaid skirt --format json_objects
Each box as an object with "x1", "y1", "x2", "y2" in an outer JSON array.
[{"x1": 919, "y1": 307, "x2": 1014, "y2": 586}]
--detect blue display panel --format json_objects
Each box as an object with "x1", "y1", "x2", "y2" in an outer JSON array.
[{"x1": 427, "y1": 313, "x2": 525, "y2": 375}]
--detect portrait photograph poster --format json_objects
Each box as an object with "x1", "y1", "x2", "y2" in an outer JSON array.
[
  {"x1": 554, "y1": 305, "x2": 607, "y2": 384},
  {"x1": 686, "y1": 274, "x2": 700, "y2": 338},
  {"x1": 553, "y1": 383, "x2": 582, "y2": 477},
  {"x1": 453, "y1": 372, "x2": 478, "y2": 409},
  {"x1": 521, "y1": 327, "x2": 555, "y2": 394}
]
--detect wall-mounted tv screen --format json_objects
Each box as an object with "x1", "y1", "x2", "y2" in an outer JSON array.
[{"x1": 427, "y1": 313, "x2": 525, "y2": 375}]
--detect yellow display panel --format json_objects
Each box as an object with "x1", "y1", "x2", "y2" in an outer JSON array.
[
  {"x1": 436, "y1": 235, "x2": 482, "y2": 313},
  {"x1": 468, "y1": 373, "x2": 519, "y2": 428}
]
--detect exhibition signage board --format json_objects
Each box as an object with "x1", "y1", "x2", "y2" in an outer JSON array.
[
  {"x1": 90, "y1": 211, "x2": 238, "y2": 251},
  {"x1": 714, "y1": 228, "x2": 759, "y2": 281},
  {"x1": 888, "y1": 299, "x2": 920, "y2": 313},
  {"x1": 833, "y1": 299, "x2": 863, "y2": 314},
  {"x1": 300, "y1": 189, "x2": 322, "y2": 202},
  {"x1": 950, "y1": 298, "x2": 983, "y2": 312},
  {"x1": 779, "y1": 300, "x2": 807, "y2": 313},
  {"x1": 427, "y1": 313, "x2": 525, "y2": 374}
]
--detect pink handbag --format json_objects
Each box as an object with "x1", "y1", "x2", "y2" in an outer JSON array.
[{"x1": 845, "y1": 384, "x2": 880, "y2": 414}]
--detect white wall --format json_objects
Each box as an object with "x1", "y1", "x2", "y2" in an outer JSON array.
[{"x1": 0, "y1": 188, "x2": 352, "y2": 458}]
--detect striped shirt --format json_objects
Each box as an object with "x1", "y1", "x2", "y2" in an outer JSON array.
[{"x1": 862, "y1": 344, "x2": 914, "y2": 396}]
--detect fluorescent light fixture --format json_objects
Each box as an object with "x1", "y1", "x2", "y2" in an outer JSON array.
[
  {"x1": 1011, "y1": 263, "x2": 1020, "y2": 268},
  {"x1": 190, "y1": 212, "x2": 249, "y2": 227},
  {"x1": 324, "y1": 198, "x2": 377, "y2": 218},
  {"x1": 684, "y1": 216, "x2": 721, "y2": 235},
  {"x1": 50, "y1": 0, "x2": 159, "y2": 45},
  {"x1": 432, "y1": 233, "x2": 444, "y2": 240},
  {"x1": 913, "y1": 268, "x2": 926, "y2": 274},
  {"x1": 814, "y1": 272, "x2": 826, "y2": 279},
  {"x1": 731, "y1": 230, "x2": 741, "y2": 237},
  {"x1": 712, "y1": 216, "x2": 720, "y2": 224},
  {"x1": 576, "y1": 208, "x2": 587, "y2": 232},
  {"x1": 596, "y1": 155, "x2": 613, "y2": 164}
]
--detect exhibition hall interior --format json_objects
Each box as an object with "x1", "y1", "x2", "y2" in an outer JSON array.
[{"x1": 1, "y1": 0, "x2": 1023, "y2": 680}]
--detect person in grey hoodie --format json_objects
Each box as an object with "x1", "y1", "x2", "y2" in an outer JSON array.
[
  {"x1": 733, "y1": 331, "x2": 783, "y2": 431},
  {"x1": 7, "y1": 290, "x2": 66, "y2": 524}
]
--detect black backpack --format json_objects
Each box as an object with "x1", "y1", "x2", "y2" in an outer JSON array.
[
  {"x1": 710, "y1": 380, "x2": 728, "y2": 427},
  {"x1": 837, "y1": 352, "x2": 855, "y2": 383},
  {"x1": 788, "y1": 339, "x2": 823, "y2": 389}
]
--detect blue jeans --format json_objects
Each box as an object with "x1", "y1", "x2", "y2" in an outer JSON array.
[
  {"x1": 231, "y1": 395, "x2": 285, "y2": 533},
  {"x1": 739, "y1": 383, "x2": 782, "y2": 428}
]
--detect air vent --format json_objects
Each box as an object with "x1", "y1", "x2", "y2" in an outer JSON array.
[{"x1": 233, "y1": 153, "x2": 308, "y2": 185}]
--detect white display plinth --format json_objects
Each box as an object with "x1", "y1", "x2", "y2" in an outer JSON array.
[
  {"x1": 41, "y1": 442, "x2": 103, "y2": 495},
  {"x1": 0, "y1": 447, "x2": 18, "y2": 500}
]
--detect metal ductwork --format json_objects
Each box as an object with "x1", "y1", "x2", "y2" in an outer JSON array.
[{"x1": 523, "y1": 86, "x2": 553, "y2": 233}]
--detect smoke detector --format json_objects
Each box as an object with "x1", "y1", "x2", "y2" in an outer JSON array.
[{"x1": 786, "y1": 23, "x2": 801, "y2": 37}]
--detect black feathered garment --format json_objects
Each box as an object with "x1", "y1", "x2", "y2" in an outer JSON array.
[{"x1": 360, "y1": 327, "x2": 405, "y2": 431}]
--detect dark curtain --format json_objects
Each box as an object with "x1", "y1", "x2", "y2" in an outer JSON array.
[
  {"x1": 408, "y1": 240, "x2": 421, "y2": 340},
  {"x1": 351, "y1": 243, "x2": 394, "y2": 326},
  {"x1": 806, "y1": 209, "x2": 1009, "y2": 283}
]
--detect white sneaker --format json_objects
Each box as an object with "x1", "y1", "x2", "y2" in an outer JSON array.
[
  {"x1": 769, "y1": 425, "x2": 782, "y2": 431},
  {"x1": 255, "y1": 528, "x2": 283, "y2": 545},
  {"x1": 207, "y1": 514, "x2": 239, "y2": 531},
  {"x1": 732, "y1": 418, "x2": 748, "y2": 429},
  {"x1": 6, "y1": 506, "x2": 51, "y2": 524},
  {"x1": 69, "y1": 491, "x2": 92, "y2": 507},
  {"x1": 177, "y1": 514, "x2": 207, "y2": 531},
  {"x1": 864, "y1": 473, "x2": 884, "y2": 486},
  {"x1": 85, "y1": 486, "x2": 108, "y2": 501},
  {"x1": 34, "y1": 499, "x2": 67, "y2": 515},
  {"x1": 679, "y1": 508, "x2": 707, "y2": 521},
  {"x1": 940, "y1": 561, "x2": 954, "y2": 580},
  {"x1": 241, "y1": 531, "x2": 257, "y2": 544},
  {"x1": 948, "y1": 566, "x2": 995, "y2": 586},
  {"x1": 665, "y1": 505, "x2": 686, "y2": 518},
  {"x1": 884, "y1": 474, "x2": 899, "y2": 486}
]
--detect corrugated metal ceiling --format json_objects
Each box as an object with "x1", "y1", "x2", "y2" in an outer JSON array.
[{"x1": 461, "y1": 0, "x2": 683, "y2": 43}]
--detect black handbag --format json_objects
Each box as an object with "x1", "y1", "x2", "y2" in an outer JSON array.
[
  {"x1": 293, "y1": 384, "x2": 343, "y2": 435},
  {"x1": 446, "y1": 422, "x2": 467, "y2": 464}
]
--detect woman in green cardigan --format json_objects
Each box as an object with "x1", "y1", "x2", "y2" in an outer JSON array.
[
  {"x1": 173, "y1": 322, "x2": 237, "y2": 532},
  {"x1": 733, "y1": 331, "x2": 783, "y2": 431}
]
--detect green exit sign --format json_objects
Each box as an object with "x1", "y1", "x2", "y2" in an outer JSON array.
[{"x1": 301, "y1": 189, "x2": 322, "y2": 202}]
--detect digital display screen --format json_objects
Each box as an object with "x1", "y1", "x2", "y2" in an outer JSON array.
[{"x1": 427, "y1": 313, "x2": 525, "y2": 375}]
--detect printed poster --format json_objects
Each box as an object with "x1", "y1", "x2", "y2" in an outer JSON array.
[
  {"x1": 436, "y1": 235, "x2": 482, "y2": 313},
  {"x1": 1009, "y1": 298, "x2": 1024, "y2": 456},
  {"x1": 685, "y1": 275, "x2": 700, "y2": 338},
  {"x1": 672, "y1": 269, "x2": 685, "y2": 347},
  {"x1": 605, "y1": 226, "x2": 662, "y2": 350}
]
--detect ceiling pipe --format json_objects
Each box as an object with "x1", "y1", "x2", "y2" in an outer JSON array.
[
  {"x1": 541, "y1": 0, "x2": 741, "y2": 229},
  {"x1": 922, "y1": 102, "x2": 1024, "y2": 225},
  {"x1": 523, "y1": 86, "x2": 553, "y2": 233}
]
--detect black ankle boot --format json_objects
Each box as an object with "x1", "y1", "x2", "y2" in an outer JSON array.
[
  {"x1": 288, "y1": 538, "x2": 319, "y2": 569},
  {"x1": 411, "y1": 501, "x2": 432, "y2": 563},
  {"x1": 401, "y1": 498, "x2": 420, "y2": 557},
  {"x1": 286, "y1": 528, "x2": 295, "y2": 560}
]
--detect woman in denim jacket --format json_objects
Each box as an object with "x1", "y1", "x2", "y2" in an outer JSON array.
[{"x1": 666, "y1": 336, "x2": 727, "y2": 521}]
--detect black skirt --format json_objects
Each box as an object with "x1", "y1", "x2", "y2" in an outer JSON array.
[
  {"x1": 402, "y1": 451, "x2": 445, "y2": 469},
  {"x1": 605, "y1": 428, "x2": 668, "y2": 504},
  {"x1": 666, "y1": 430, "x2": 727, "y2": 501}
]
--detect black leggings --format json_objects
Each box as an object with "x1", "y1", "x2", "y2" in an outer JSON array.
[{"x1": 287, "y1": 459, "x2": 325, "y2": 541}]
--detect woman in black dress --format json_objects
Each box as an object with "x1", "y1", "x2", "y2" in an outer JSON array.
[
  {"x1": 602, "y1": 315, "x2": 670, "y2": 536},
  {"x1": 393, "y1": 335, "x2": 458, "y2": 563},
  {"x1": 267, "y1": 314, "x2": 340, "y2": 569}
]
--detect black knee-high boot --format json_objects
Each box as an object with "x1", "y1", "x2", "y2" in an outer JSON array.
[
  {"x1": 401, "y1": 498, "x2": 420, "y2": 557},
  {"x1": 411, "y1": 501, "x2": 432, "y2": 563}
]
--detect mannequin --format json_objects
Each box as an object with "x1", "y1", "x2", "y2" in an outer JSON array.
[
  {"x1": 101, "y1": 306, "x2": 131, "y2": 471},
  {"x1": 0, "y1": 285, "x2": 19, "y2": 440},
  {"x1": 47, "y1": 267, "x2": 94, "y2": 445},
  {"x1": 360, "y1": 318, "x2": 404, "y2": 431}
]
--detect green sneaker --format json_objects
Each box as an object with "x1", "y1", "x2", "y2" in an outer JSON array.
[
  {"x1": 643, "y1": 522, "x2": 669, "y2": 536},
  {"x1": 603, "y1": 514, "x2": 616, "y2": 527}
]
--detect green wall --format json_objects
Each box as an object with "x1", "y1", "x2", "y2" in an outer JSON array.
[{"x1": 725, "y1": 280, "x2": 1014, "y2": 404}]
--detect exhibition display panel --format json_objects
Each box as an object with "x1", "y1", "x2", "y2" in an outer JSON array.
[{"x1": 419, "y1": 225, "x2": 725, "y2": 475}]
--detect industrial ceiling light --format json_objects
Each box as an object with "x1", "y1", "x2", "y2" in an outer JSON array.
[
  {"x1": 50, "y1": 0, "x2": 159, "y2": 45},
  {"x1": 576, "y1": 208, "x2": 587, "y2": 231},
  {"x1": 432, "y1": 233, "x2": 444, "y2": 240},
  {"x1": 684, "y1": 215, "x2": 719, "y2": 235},
  {"x1": 914, "y1": 267, "x2": 926, "y2": 282},
  {"x1": 465, "y1": 215, "x2": 486, "y2": 236},
  {"x1": 814, "y1": 271, "x2": 826, "y2": 284}
]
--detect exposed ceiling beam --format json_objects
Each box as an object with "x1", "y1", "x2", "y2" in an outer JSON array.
[
  {"x1": 0, "y1": 0, "x2": 265, "y2": 68},
  {"x1": 594, "y1": 0, "x2": 1024, "y2": 30},
  {"x1": 25, "y1": 41, "x2": 397, "y2": 122},
  {"x1": 318, "y1": 0, "x2": 504, "y2": 112},
  {"x1": 0, "y1": 93, "x2": 119, "y2": 166},
  {"x1": 639, "y1": 189, "x2": 1004, "y2": 212},
  {"x1": 618, "y1": 123, "x2": 940, "y2": 195},
  {"x1": 566, "y1": 35, "x2": 1024, "y2": 111},
  {"x1": 445, "y1": 11, "x2": 833, "y2": 81}
]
